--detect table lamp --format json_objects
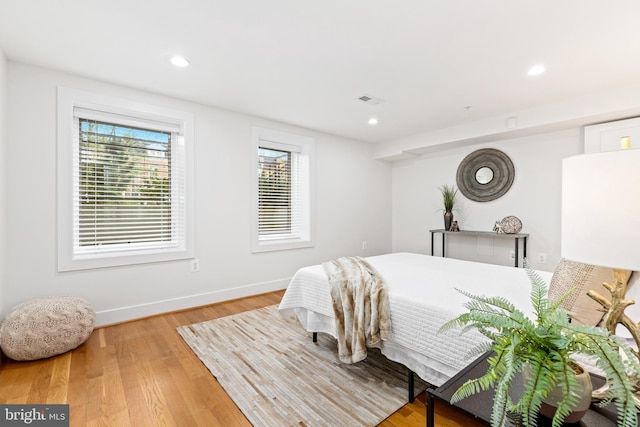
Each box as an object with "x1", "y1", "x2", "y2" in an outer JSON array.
[
  {"x1": 561, "y1": 144, "x2": 640, "y2": 404},
  {"x1": 562, "y1": 145, "x2": 640, "y2": 327}
]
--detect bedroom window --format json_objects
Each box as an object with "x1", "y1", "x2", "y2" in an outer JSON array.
[
  {"x1": 57, "y1": 87, "x2": 194, "y2": 271},
  {"x1": 251, "y1": 127, "x2": 315, "y2": 252}
]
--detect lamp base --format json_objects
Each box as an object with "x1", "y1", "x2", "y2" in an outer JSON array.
[
  {"x1": 588, "y1": 269, "x2": 640, "y2": 408},
  {"x1": 587, "y1": 269, "x2": 638, "y2": 358},
  {"x1": 592, "y1": 381, "x2": 640, "y2": 410}
]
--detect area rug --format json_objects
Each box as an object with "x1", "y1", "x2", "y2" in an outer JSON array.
[{"x1": 177, "y1": 305, "x2": 427, "y2": 427}]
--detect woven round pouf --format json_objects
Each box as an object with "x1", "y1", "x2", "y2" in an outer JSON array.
[{"x1": 0, "y1": 296, "x2": 95, "y2": 361}]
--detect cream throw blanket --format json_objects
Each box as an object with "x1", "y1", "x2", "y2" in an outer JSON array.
[{"x1": 323, "y1": 256, "x2": 391, "y2": 363}]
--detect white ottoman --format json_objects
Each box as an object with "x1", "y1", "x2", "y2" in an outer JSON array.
[{"x1": 0, "y1": 296, "x2": 95, "y2": 361}]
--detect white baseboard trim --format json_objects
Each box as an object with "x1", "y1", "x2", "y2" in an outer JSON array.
[{"x1": 95, "y1": 278, "x2": 290, "y2": 327}]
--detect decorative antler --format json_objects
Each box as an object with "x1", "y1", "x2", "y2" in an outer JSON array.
[{"x1": 587, "y1": 270, "x2": 640, "y2": 405}]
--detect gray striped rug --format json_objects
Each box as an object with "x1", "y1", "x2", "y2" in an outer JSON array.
[{"x1": 177, "y1": 305, "x2": 426, "y2": 427}]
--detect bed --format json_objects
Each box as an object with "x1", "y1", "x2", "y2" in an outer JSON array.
[{"x1": 278, "y1": 252, "x2": 554, "y2": 388}]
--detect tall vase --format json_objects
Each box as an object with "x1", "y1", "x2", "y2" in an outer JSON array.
[{"x1": 444, "y1": 211, "x2": 453, "y2": 231}]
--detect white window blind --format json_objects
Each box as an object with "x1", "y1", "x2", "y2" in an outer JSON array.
[
  {"x1": 258, "y1": 146, "x2": 293, "y2": 239},
  {"x1": 251, "y1": 127, "x2": 314, "y2": 252},
  {"x1": 74, "y1": 116, "x2": 179, "y2": 254}
]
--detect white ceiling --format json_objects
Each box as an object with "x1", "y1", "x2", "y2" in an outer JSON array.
[{"x1": 2, "y1": 1, "x2": 640, "y2": 144}]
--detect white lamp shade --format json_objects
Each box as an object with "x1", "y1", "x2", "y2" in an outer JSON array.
[{"x1": 561, "y1": 148, "x2": 640, "y2": 271}]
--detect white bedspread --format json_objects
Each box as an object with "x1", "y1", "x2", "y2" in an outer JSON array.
[{"x1": 278, "y1": 252, "x2": 553, "y2": 386}]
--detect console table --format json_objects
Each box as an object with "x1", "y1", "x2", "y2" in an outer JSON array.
[
  {"x1": 426, "y1": 351, "x2": 630, "y2": 427},
  {"x1": 429, "y1": 229, "x2": 529, "y2": 268}
]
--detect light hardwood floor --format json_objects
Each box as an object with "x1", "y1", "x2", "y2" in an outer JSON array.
[{"x1": 0, "y1": 290, "x2": 482, "y2": 427}]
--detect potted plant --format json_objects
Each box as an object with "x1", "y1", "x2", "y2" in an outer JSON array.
[
  {"x1": 439, "y1": 184, "x2": 458, "y2": 231},
  {"x1": 440, "y1": 268, "x2": 639, "y2": 427}
]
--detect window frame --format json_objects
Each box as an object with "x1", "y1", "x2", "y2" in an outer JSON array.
[
  {"x1": 251, "y1": 126, "x2": 315, "y2": 253},
  {"x1": 57, "y1": 87, "x2": 195, "y2": 271}
]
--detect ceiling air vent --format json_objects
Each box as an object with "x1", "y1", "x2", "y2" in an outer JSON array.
[{"x1": 357, "y1": 94, "x2": 384, "y2": 105}]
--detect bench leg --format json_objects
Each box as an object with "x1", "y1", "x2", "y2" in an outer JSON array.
[
  {"x1": 408, "y1": 369, "x2": 415, "y2": 402},
  {"x1": 426, "y1": 389, "x2": 435, "y2": 427}
]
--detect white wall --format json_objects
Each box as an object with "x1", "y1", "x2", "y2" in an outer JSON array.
[
  {"x1": 0, "y1": 49, "x2": 6, "y2": 318},
  {"x1": 391, "y1": 128, "x2": 583, "y2": 271},
  {"x1": 3, "y1": 62, "x2": 392, "y2": 325}
]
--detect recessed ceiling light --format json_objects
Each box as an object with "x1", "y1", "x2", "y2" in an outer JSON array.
[
  {"x1": 527, "y1": 64, "x2": 545, "y2": 76},
  {"x1": 170, "y1": 56, "x2": 190, "y2": 67},
  {"x1": 368, "y1": 117, "x2": 379, "y2": 125}
]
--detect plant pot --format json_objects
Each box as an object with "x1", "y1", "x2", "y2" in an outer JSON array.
[
  {"x1": 444, "y1": 211, "x2": 454, "y2": 231},
  {"x1": 525, "y1": 362, "x2": 593, "y2": 423}
]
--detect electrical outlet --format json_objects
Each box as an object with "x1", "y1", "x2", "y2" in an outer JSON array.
[
  {"x1": 509, "y1": 250, "x2": 515, "y2": 260},
  {"x1": 361, "y1": 241, "x2": 368, "y2": 250},
  {"x1": 191, "y1": 259, "x2": 200, "y2": 272},
  {"x1": 538, "y1": 253, "x2": 547, "y2": 264}
]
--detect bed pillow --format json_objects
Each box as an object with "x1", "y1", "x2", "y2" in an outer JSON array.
[{"x1": 548, "y1": 258, "x2": 629, "y2": 326}]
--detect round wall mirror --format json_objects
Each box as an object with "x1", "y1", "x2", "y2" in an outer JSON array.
[
  {"x1": 475, "y1": 166, "x2": 494, "y2": 184},
  {"x1": 456, "y1": 148, "x2": 515, "y2": 202}
]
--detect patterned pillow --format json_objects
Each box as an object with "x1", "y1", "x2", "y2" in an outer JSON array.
[{"x1": 548, "y1": 259, "x2": 630, "y2": 326}]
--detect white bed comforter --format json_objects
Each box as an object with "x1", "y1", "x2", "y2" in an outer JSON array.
[{"x1": 278, "y1": 252, "x2": 553, "y2": 386}]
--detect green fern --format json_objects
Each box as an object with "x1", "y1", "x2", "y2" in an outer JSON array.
[{"x1": 439, "y1": 266, "x2": 640, "y2": 427}]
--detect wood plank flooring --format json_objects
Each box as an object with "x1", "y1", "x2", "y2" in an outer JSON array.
[{"x1": 0, "y1": 291, "x2": 483, "y2": 427}]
